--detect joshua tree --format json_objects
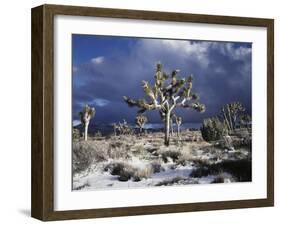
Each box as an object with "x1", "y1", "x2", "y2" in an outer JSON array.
[
  {"x1": 112, "y1": 123, "x2": 118, "y2": 136},
  {"x1": 79, "y1": 105, "x2": 95, "y2": 141},
  {"x1": 115, "y1": 119, "x2": 133, "y2": 135},
  {"x1": 221, "y1": 102, "x2": 245, "y2": 131},
  {"x1": 174, "y1": 115, "x2": 182, "y2": 137},
  {"x1": 135, "y1": 115, "x2": 148, "y2": 134},
  {"x1": 124, "y1": 63, "x2": 205, "y2": 146}
]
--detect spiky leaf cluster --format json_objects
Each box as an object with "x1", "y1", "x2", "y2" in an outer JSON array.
[
  {"x1": 123, "y1": 63, "x2": 205, "y2": 117},
  {"x1": 79, "y1": 105, "x2": 96, "y2": 125},
  {"x1": 174, "y1": 115, "x2": 182, "y2": 126},
  {"x1": 135, "y1": 115, "x2": 148, "y2": 129}
]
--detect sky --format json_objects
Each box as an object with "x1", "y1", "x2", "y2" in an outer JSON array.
[{"x1": 72, "y1": 34, "x2": 252, "y2": 125}]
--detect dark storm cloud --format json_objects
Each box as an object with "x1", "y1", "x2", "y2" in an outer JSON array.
[{"x1": 72, "y1": 36, "x2": 252, "y2": 124}]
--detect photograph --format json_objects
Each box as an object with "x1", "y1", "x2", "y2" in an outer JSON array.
[{"x1": 71, "y1": 34, "x2": 252, "y2": 191}]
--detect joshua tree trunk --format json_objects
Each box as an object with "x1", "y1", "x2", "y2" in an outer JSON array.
[
  {"x1": 233, "y1": 115, "x2": 237, "y2": 129},
  {"x1": 227, "y1": 105, "x2": 234, "y2": 131},
  {"x1": 177, "y1": 125, "x2": 180, "y2": 137},
  {"x1": 165, "y1": 113, "x2": 171, "y2": 146},
  {"x1": 222, "y1": 108, "x2": 231, "y2": 131},
  {"x1": 139, "y1": 126, "x2": 143, "y2": 134},
  {"x1": 84, "y1": 121, "x2": 89, "y2": 141},
  {"x1": 170, "y1": 118, "x2": 174, "y2": 136}
]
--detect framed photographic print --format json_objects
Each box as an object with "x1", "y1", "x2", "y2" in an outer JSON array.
[{"x1": 31, "y1": 4, "x2": 274, "y2": 221}]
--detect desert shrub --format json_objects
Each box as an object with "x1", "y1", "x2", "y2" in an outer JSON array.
[
  {"x1": 176, "y1": 151, "x2": 192, "y2": 166},
  {"x1": 156, "y1": 176, "x2": 185, "y2": 186},
  {"x1": 94, "y1": 131, "x2": 102, "y2": 137},
  {"x1": 107, "y1": 141, "x2": 129, "y2": 159},
  {"x1": 190, "y1": 159, "x2": 251, "y2": 182},
  {"x1": 161, "y1": 150, "x2": 182, "y2": 163},
  {"x1": 72, "y1": 141, "x2": 109, "y2": 174},
  {"x1": 190, "y1": 158, "x2": 209, "y2": 167},
  {"x1": 218, "y1": 159, "x2": 251, "y2": 182},
  {"x1": 150, "y1": 161, "x2": 162, "y2": 173},
  {"x1": 119, "y1": 170, "x2": 133, "y2": 181},
  {"x1": 115, "y1": 120, "x2": 134, "y2": 135},
  {"x1": 104, "y1": 161, "x2": 135, "y2": 181},
  {"x1": 231, "y1": 136, "x2": 252, "y2": 149},
  {"x1": 72, "y1": 128, "x2": 80, "y2": 140},
  {"x1": 201, "y1": 117, "x2": 228, "y2": 141},
  {"x1": 104, "y1": 162, "x2": 125, "y2": 175},
  {"x1": 132, "y1": 144, "x2": 148, "y2": 159},
  {"x1": 211, "y1": 173, "x2": 235, "y2": 183},
  {"x1": 109, "y1": 141, "x2": 123, "y2": 149},
  {"x1": 211, "y1": 176, "x2": 225, "y2": 183},
  {"x1": 190, "y1": 165, "x2": 219, "y2": 178},
  {"x1": 155, "y1": 177, "x2": 199, "y2": 186}
]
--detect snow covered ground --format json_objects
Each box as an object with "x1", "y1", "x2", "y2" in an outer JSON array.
[
  {"x1": 73, "y1": 160, "x2": 219, "y2": 191},
  {"x1": 72, "y1": 131, "x2": 250, "y2": 191}
]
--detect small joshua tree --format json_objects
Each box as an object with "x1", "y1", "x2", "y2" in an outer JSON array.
[
  {"x1": 174, "y1": 115, "x2": 182, "y2": 137},
  {"x1": 135, "y1": 115, "x2": 148, "y2": 134},
  {"x1": 79, "y1": 105, "x2": 95, "y2": 141},
  {"x1": 112, "y1": 123, "x2": 118, "y2": 136},
  {"x1": 115, "y1": 119, "x2": 133, "y2": 135},
  {"x1": 221, "y1": 102, "x2": 245, "y2": 131},
  {"x1": 124, "y1": 63, "x2": 205, "y2": 146}
]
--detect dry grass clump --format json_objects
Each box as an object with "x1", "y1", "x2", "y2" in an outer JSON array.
[
  {"x1": 133, "y1": 165, "x2": 153, "y2": 181},
  {"x1": 131, "y1": 144, "x2": 148, "y2": 159},
  {"x1": 104, "y1": 161, "x2": 153, "y2": 182},
  {"x1": 107, "y1": 141, "x2": 130, "y2": 159},
  {"x1": 176, "y1": 151, "x2": 192, "y2": 166},
  {"x1": 73, "y1": 140, "x2": 109, "y2": 174}
]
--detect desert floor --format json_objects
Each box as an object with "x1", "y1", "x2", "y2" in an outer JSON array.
[{"x1": 72, "y1": 130, "x2": 251, "y2": 191}]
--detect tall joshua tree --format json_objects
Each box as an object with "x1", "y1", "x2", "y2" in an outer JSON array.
[
  {"x1": 135, "y1": 115, "x2": 148, "y2": 134},
  {"x1": 174, "y1": 115, "x2": 182, "y2": 137},
  {"x1": 79, "y1": 104, "x2": 95, "y2": 141},
  {"x1": 124, "y1": 63, "x2": 205, "y2": 146}
]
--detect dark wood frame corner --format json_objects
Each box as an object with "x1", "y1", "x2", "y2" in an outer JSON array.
[{"x1": 31, "y1": 4, "x2": 274, "y2": 221}]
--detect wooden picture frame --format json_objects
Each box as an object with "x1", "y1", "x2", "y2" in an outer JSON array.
[{"x1": 31, "y1": 4, "x2": 274, "y2": 221}]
